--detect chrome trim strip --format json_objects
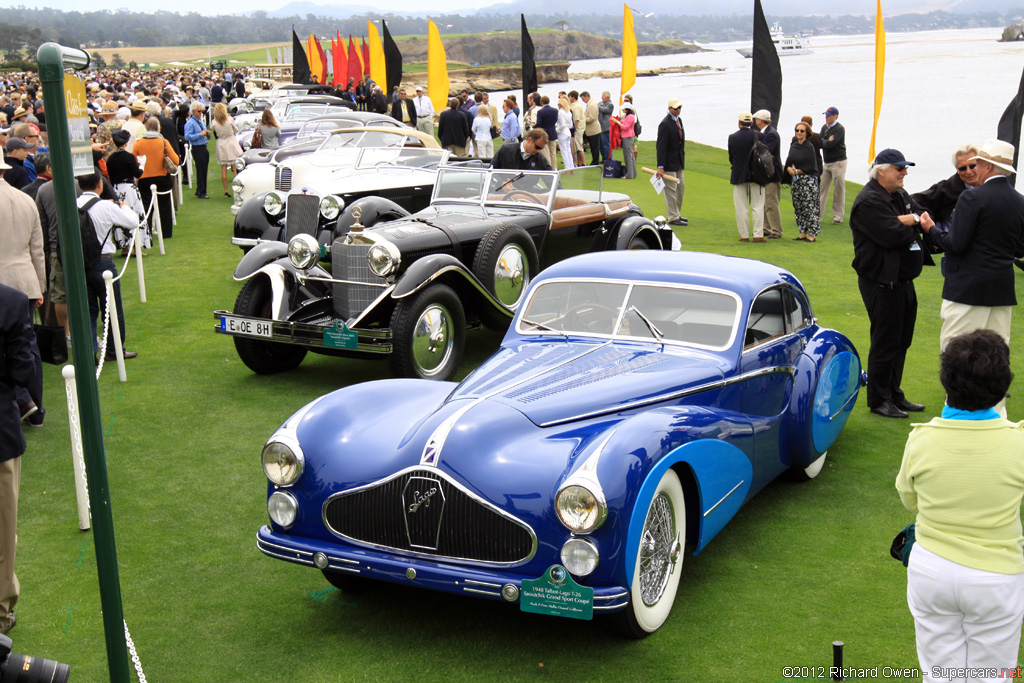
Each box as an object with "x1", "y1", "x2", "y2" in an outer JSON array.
[
  {"x1": 392, "y1": 265, "x2": 511, "y2": 313},
  {"x1": 539, "y1": 365, "x2": 795, "y2": 428},
  {"x1": 830, "y1": 389, "x2": 860, "y2": 422},
  {"x1": 463, "y1": 587, "x2": 502, "y2": 597},
  {"x1": 464, "y1": 579, "x2": 502, "y2": 588},
  {"x1": 326, "y1": 565, "x2": 360, "y2": 574},
  {"x1": 257, "y1": 536, "x2": 314, "y2": 557},
  {"x1": 347, "y1": 283, "x2": 399, "y2": 329},
  {"x1": 514, "y1": 276, "x2": 743, "y2": 352},
  {"x1": 257, "y1": 544, "x2": 315, "y2": 566},
  {"x1": 326, "y1": 555, "x2": 359, "y2": 566},
  {"x1": 595, "y1": 590, "x2": 628, "y2": 601},
  {"x1": 213, "y1": 312, "x2": 394, "y2": 354},
  {"x1": 303, "y1": 275, "x2": 390, "y2": 289},
  {"x1": 322, "y1": 465, "x2": 539, "y2": 568},
  {"x1": 703, "y1": 480, "x2": 745, "y2": 518},
  {"x1": 593, "y1": 603, "x2": 626, "y2": 612},
  {"x1": 231, "y1": 237, "x2": 261, "y2": 246}
]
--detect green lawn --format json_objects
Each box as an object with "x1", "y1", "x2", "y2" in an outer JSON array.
[{"x1": 15, "y1": 139, "x2": 1018, "y2": 681}]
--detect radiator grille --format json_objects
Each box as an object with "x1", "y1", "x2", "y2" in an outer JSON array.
[
  {"x1": 284, "y1": 194, "x2": 320, "y2": 242},
  {"x1": 331, "y1": 241, "x2": 385, "y2": 319},
  {"x1": 274, "y1": 167, "x2": 292, "y2": 191},
  {"x1": 323, "y1": 469, "x2": 535, "y2": 564}
]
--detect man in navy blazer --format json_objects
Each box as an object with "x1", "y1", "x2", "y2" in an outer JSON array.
[
  {"x1": 655, "y1": 97, "x2": 687, "y2": 227},
  {"x1": 0, "y1": 282, "x2": 35, "y2": 634},
  {"x1": 923, "y1": 139, "x2": 1024, "y2": 370}
]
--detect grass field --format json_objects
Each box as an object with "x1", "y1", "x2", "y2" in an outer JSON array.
[{"x1": 14, "y1": 139, "x2": 1022, "y2": 682}]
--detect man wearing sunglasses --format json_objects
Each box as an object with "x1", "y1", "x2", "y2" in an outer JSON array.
[
  {"x1": 912, "y1": 144, "x2": 981, "y2": 234},
  {"x1": 920, "y1": 140, "x2": 1024, "y2": 386}
]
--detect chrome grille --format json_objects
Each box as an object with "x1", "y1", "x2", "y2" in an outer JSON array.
[
  {"x1": 323, "y1": 468, "x2": 535, "y2": 565},
  {"x1": 284, "y1": 194, "x2": 320, "y2": 242},
  {"x1": 331, "y1": 240, "x2": 385, "y2": 319},
  {"x1": 274, "y1": 167, "x2": 292, "y2": 191}
]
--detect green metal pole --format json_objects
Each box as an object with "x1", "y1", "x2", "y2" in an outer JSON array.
[{"x1": 36, "y1": 42, "x2": 131, "y2": 683}]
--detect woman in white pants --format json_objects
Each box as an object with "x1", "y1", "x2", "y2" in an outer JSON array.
[
  {"x1": 471, "y1": 107, "x2": 494, "y2": 159},
  {"x1": 896, "y1": 329, "x2": 1024, "y2": 683},
  {"x1": 556, "y1": 97, "x2": 575, "y2": 171}
]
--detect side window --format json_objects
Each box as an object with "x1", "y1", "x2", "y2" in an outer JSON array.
[
  {"x1": 783, "y1": 288, "x2": 811, "y2": 333},
  {"x1": 744, "y1": 289, "x2": 786, "y2": 347}
]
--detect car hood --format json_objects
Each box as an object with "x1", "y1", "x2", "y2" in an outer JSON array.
[{"x1": 449, "y1": 340, "x2": 730, "y2": 427}]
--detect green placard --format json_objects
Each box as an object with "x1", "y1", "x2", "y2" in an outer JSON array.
[
  {"x1": 324, "y1": 321, "x2": 358, "y2": 349},
  {"x1": 520, "y1": 565, "x2": 594, "y2": 621}
]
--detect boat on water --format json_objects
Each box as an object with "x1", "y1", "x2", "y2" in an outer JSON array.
[{"x1": 736, "y1": 23, "x2": 812, "y2": 58}]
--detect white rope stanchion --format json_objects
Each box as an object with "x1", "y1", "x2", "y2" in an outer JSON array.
[
  {"x1": 132, "y1": 223, "x2": 147, "y2": 303},
  {"x1": 61, "y1": 365, "x2": 91, "y2": 531},
  {"x1": 175, "y1": 164, "x2": 183, "y2": 204},
  {"x1": 148, "y1": 184, "x2": 165, "y2": 255},
  {"x1": 185, "y1": 145, "x2": 194, "y2": 190},
  {"x1": 102, "y1": 270, "x2": 127, "y2": 382}
]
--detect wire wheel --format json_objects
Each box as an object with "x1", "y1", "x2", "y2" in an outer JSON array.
[{"x1": 639, "y1": 493, "x2": 676, "y2": 606}]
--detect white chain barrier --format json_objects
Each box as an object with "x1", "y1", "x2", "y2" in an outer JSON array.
[
  {"x1": 61, "y1": 365, "x2": 91, "y2": 530},
  {"x1": 123, "y1": 620, "x2": 147, "y2": 683}
]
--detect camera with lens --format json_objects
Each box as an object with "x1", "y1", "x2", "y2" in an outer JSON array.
[{"x1": 0, "y1": 633, "x2": 70, "y2": 682}]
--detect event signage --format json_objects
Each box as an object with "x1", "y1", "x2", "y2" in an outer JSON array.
[
  {"x1": 63, "y1": 73, "x2": 92, "y2": 175},
  {"x1": 324, "y1": 322, "x2": 358, "y2": 349},
  {"x1": 520, "y1": 565, "x2": 594, "y2": 620}
]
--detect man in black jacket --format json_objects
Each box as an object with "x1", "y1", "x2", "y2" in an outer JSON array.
[
  {"x1": 490, "y1": 129, "x2": 551, "y2": 171},
  {"x1": 850, "y1": 149, "x2": 934, "y2": 418},
  {"x1": 921, "y1": 139, "x2": 1024, "y2": 371},
  {"x1": 390, "y1": 88, "x2": 416, "y2": 127},
  {"x1": 911, "y1": 143, "x2": 980, "y2": 230},
  {"x1": 438, "y1": 98, "x2": 470, "y2": 157},
  {"x1": 655, "y1": 97, "x2": 687, "y2": 227},
  {"x1": 727, "y1": 112, "x2": 765, "y2": 242},
  {"x1": 819, "y1": 106, "x2": 847, "y2": 224},
  {"x1": 0, "y1": 282, "x2": 36, "y2": 634},
  {"x1": 753, "y1": 109, "x2": 783, "y2": 238}
]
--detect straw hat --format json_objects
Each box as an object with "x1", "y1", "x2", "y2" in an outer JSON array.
[
  {"x1": 738, "y1": 112, "x2": 753, "y2": 124},
  {"x1": 969, "y1": 139, "x2": 1016, "y2": 174},
  {"x1": 129, "y1": 100, "x2": 147, "y2": 113}
]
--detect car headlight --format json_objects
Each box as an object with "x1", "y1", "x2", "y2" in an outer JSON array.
[
  {"x1": 555, "y1": 484, "x2": 605, "y2": 533},
  {"x1": 319, "y1": 195, "x2": 343, "y2": 221},
  {"x1": 367, "y1": 241, "x2": 401, "y2": 277},
  {"x1": 560, "y1": 537, "x2": 600, "y2": 576},
  {"x1": 268, "y1": 490, "x2": 298, "y2": 527},
  {"x1": 263, "y1": 191, "x2": 284, "y2": 216},
  {"x1": 235, "y1": 157, "x2": 247, "y2": 173},
  {"x1": 262, "y1": 440, "x2": 303, "y2": 486},
  {"x1": 287, "y1": 233, "x2": 320, "y2": 271},
  {"x1": 232, "y1": 177, "x2": 244, "y2": 194}
]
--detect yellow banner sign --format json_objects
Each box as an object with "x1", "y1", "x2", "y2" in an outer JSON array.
[{"x1": 64, "y1": 72, "x2": 92, "y2": 174}]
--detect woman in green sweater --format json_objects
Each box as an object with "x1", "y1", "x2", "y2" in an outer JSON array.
[{"x1": 896, "y1": 329, "x2": 1024, "y2": 681}]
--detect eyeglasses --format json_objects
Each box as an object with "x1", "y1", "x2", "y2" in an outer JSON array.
[
  {"x1": 957, "y1": 163, "x2": 977, "y2": 173},
  {"x1": 794, "y1": 129, "x2": 807, "y2": 134}
]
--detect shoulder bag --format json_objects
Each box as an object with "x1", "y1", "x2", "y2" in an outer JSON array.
[{"x1": 162, "y1": 140, "x2": 178, "y2": 175}]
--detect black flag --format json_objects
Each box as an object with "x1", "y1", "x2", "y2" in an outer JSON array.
[
  {"x1": 521, "y1": 15, "x2": 538, "y2": 108},
  {"x1": 750, "y1": 0, "x2": 782, "y2": 126},
  {"x1": 997, "y1": 62, "x2": 1024, "y2": 186},
  {"x1": 383, "y1": 20, "x2": 403, "y2": 95},
  {"x1": 292, "y1": 28, "x2": 311, "y2": 84}
]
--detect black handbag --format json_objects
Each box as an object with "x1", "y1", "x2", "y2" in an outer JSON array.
[
  {"x1": 890, "y1": 523, "x2": 916, "y2": 567},
  {"x1": 34, "y1": 324, "x2": 68, "y2": 365}
]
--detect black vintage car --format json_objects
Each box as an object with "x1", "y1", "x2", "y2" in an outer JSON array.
[{"x1": 214, "y1": 165, "x2": 678, "y2": 380}]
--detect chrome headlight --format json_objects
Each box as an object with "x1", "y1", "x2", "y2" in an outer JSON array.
[
  {"x1": 263, "y1": 191, "x2": 284, "y2": 216},
  {"x1": 287, "y1": 233, "x2": 320, "y2": 271},
  {"x1": 268, "y1": 490, "x2": 298, "y2": 527},
  {"x1": 319, "y1": 195, "x2": 343, "y2": 221},
  {"x1": 231, "y1": 178, "x2": 244, "y2": 196},
  {"x1": 262, "y1": 440, "x2": 304, "y2": 486},
  {"x1": 234, "y1": 157, "x2": 246, "y2": 172},
  {"x1": 561, "y1": 537, "x2": 600, "y2": 576},
  {"x1": 555, "y1": 484, "x2": 606, "y2": 533},
  {"x1": 367, "y1": 241, "x2": 401, "y2": 277}
]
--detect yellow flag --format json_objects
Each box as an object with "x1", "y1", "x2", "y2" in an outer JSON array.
[
  {"x1": 869, "y1": 0, "x2": 885, "y2": 162},
  {"x1": 367, "y1": 21, "x2": 387, "y2": 93},
  {"x1": 621, "y1": 5, "x2": 637, "y2": 106},
  {"x1": 428, "y1": 19, "x2": 450, "y2": 114},
  {"x1": 308, "y1": 34, "x2": 323, "y2": 84}
]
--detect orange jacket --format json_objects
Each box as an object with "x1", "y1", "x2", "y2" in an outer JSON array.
[{"x1": 133, "y1": 135, "x2": 180, "y2": 179}]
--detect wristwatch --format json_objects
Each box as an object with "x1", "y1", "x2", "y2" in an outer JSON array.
[{"x1": 912, "y1": 213, "x2": 921, "y2": 226}]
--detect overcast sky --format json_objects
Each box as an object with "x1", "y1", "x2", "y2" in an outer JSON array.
[{"x1": 11, "y1": 0, "x2": 483, "y2": 14}]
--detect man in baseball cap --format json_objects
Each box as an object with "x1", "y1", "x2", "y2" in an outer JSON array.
[
  {"x1": 655, "y1": 97, "x2": 687, "y2": 226},
  {"x1": 2, "y1": 137, "x2": 33, "y2": 189},
  {"x1": 819, "y1": 106, "x2": 847, "y2": 224}
]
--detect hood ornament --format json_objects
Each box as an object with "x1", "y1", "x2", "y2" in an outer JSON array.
[{"x1": 350, "y1": 205, "x2": 364, "y2": 233}]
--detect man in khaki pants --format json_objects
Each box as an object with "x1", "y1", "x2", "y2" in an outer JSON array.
[{"x1": 0, "y1": 280, "x2": 35, "y2": 635}]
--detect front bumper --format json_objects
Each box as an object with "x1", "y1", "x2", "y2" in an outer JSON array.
[
  {"x1": 256, "y1": 525, "x2": 629, "y2": 612},
  {"x1": 213, "y1": 310, "x2": 392, "y2": 354}
]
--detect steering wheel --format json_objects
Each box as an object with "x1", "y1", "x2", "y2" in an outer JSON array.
[
  {"x1": 564, "y1": 302, "x2": 619, "y2": 334},
  {"x1": 504, "y1": 190, "x2": 540, "y2": 204}
]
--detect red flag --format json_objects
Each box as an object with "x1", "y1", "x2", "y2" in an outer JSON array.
[
  {"x1": 335, "y1": 31, "x2": 347, "y2": 88},
  {"x1": 314, "y1": 38, "x2": 328, "y2": 85},
  {"x1": 347, "y1": 34, "x2": 362, "y2": 87},
  {"x1": 362, "y1": 37, "x2": 370, "y2": 77}
]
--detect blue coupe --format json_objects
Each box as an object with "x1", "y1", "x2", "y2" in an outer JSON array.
[{"x1": 256, "y1": 251, "x2": 863, "y2": 637}]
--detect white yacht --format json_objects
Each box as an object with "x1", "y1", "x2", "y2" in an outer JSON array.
[{"x1": 737, "y1": 23, "x2": 812, "y2": 58}]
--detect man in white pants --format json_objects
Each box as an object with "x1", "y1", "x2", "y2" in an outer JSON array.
[{"x1": 412, "y1": 87, "x2": 435, "y2": 138}]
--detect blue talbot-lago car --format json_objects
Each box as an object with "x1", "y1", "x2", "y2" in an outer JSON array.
[{"x1": 256, "y1": 251, "x2": 863, "y2": 637}]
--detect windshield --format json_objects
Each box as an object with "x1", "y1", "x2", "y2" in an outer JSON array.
[
  {"x1": 432, "y1": 167, "x2": 557, "y2": 207},
  {"x1": 319, "y1": 130, "x2": 411, "y2": 152},
  {"x1": 518, "y1": 280, "x2": 739, "y2": 348},
  {"x1": 356, "y1": 148, "x2": 448, "y2": 169},
  {"x1": 283, "y1": 104, "x2": 332, "y2": 122}
]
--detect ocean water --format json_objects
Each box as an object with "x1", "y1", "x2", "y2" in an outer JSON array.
[{"x1": 498, "y1": 27, "x2": 1024, "y2": 193}]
